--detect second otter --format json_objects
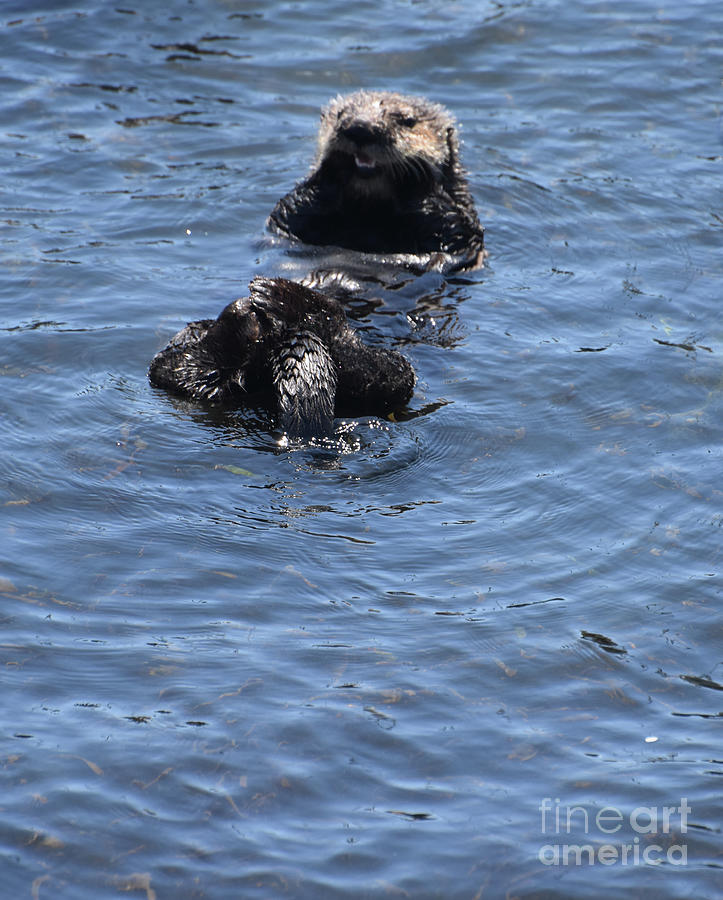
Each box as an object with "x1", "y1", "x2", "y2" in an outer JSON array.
[{"x1": 269, "y1": 90, "x2": 485, "y2": 273}]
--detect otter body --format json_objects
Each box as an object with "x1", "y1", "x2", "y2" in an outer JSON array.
[
  {"x1": 269, "y1": 90, "x2": 485, "y2": 273},
  {"x1": 149, "y1": 276, "x2": 415, "y2": 440}
]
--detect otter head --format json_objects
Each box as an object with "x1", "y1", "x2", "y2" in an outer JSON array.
[{"x1": 315, "y1": 90, "x2": 458, "y2": 205}]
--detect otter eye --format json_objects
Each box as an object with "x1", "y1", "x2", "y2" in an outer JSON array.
[{"x1": 397, "y1": 115, "x2": 417, "y2": 128}]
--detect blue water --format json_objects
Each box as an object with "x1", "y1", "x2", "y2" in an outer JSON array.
[{"x1": 1, "y1": 1, "x2": 721, "y2": 897}]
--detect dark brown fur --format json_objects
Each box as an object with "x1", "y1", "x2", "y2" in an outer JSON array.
[{"x1": 149, "y1": 276, "x2": 415, "y2": 439}]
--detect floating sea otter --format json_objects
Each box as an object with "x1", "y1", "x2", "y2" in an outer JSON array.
[
  {"x1": 269, "y1": 90, "x2": 485, "y2": 273},
  {"x1": 149, "y1": 277, "x2": 415, "y2": 440}
]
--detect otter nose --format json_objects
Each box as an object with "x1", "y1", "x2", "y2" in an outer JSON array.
[{"x1": 339, "y1": 122, "x2": 383, "y2": 146}]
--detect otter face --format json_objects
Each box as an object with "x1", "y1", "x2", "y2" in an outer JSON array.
[{"x1": 316, "y1": 90, "x2": 456, "y2": 202}]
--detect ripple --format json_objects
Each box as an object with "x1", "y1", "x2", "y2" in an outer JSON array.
[{"x1": 1, "y1": 2, "x2": 721, "y2": 899}]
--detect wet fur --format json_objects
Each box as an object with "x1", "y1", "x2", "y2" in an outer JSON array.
[
  {"x1": 269, "y1": 90, "x2": 485, "y2": 272},
  {"x1": 149, "y1": 276, "x2": 415, "y2": 439}
]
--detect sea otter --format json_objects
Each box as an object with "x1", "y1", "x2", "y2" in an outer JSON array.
[
  {"x1": 149, "y1": 276, "x2": 415, "y2": 440},
  {"x1": 268, "y1": 90, "x2": 485, "y2": 273}
]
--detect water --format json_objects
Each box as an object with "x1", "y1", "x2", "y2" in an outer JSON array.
[{"x1": 1, "y1": 1, "x2": 721, "y2": 897}]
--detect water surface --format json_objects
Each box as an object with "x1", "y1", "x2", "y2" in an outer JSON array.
[{"x1": 1, "y1": 1, "x2": 721, "y2": 898}]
